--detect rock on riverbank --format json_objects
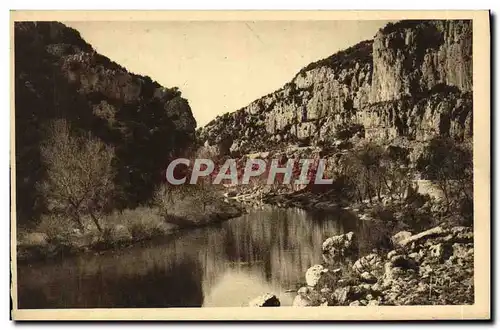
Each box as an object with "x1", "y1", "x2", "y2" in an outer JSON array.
[{"x1": 290, "y1": 225, "x2": 473, "y2": 306}]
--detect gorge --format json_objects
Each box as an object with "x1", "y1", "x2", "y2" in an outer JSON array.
[{"x1": 14, "y1": 19, "x2": 474, "y2": 308}]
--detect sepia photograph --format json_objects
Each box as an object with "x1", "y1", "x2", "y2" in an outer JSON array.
[{"x1": 10, "y1": 10, "x2": 490, "y2": 320}]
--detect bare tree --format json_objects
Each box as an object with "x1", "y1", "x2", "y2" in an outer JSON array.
[{"x1": 38, "y1": 119, "x2": 115, "y2": 233}]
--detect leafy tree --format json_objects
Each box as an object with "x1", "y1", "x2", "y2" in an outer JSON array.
[
  {"x1": 416, "y1": 137, "x2": 473, "y2": 211},
  {"x1": 38, "y1": 119, "x2": 115, "y2": 232},
  {"x1": 339, "y1": 143, "x2": 414, "y2": 203}
]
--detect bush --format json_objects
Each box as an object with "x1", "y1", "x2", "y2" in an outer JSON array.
[
  {"x1": 106, "y1": 207, "x2": 176, "y2": 241},
  {"x1": 36, "y1": 214, "x2": 75, "y2": 243},
  {"x1": 357, "y1": 218, "x2": 394, "y2": 255},
  {"x1": 335, "y1": 123, "x2": 365, "y2": 141}
]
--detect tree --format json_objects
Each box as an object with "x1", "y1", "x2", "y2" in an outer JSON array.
[
  {"x1": 38, "y1": 119, "x2": 115, "y2": 232},
  {"x1": 339, "y1": 143, "x2": 414, "y2": 203},
  {"x1": 153, "y1": 144, "x2": 221, "y2": 218},
  {"x1": 416, "y1": 137, "x2": 473, "y2": 209}
]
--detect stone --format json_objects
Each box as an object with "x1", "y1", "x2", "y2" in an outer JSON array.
[
  {"x1": 322, "y1": 231, "x2": 357, "y2": 260},
  {"x1": 353, "y1": 253, "x2": 383, "y2": 274},
  {"x1": 399, "y1": 226, "x2": 447, "y2": 247},
  {"x1": 428, "y1": 243, "x2": 453, "y2": 261},
  {"x1": 387, "y1": 250, "x2": 398, "y2": 260},
  {"x1": 349, "y1": 300, "x2": 361, "y2": 306},
  {"x1": 371, "y1": 283, "x2": 382, "y2": 293},
  {"x1": 331, "y1": 268, "x2": 342, "y2": 275},
  {"x1": 360, "y1": 271, "x2": 378, "y2": 284},
  {"x1": 452, "y1": 243, "x2": 474, "y2": 259},
  {"x1": 408, "y1": 252, "x2": 422, "y2": 263},
  {"x1": 391, "y1": 231, "x2": 412, "y2": 247},
  {"x1": 368, "y1": 300, "x2": 380, "y2": 306},
  {"x1": 390, "y1": 255, "x2": 418, "y2": 270},
  {"x1": 248, "y1": 293, "x2": 280, "y2": 307},
  {"x1": 292, "y1": 287, "x2": 313, "y2": 307},
  {"x1": 333, "y1": 286, "x2": 351, "y2": 305},
  {"x1": 452, "y1": 227, "x2": 474, "y2": 242},
  {"x1": 305, "y1": 264, "x2": 328, "y2": 287},
  {"x1": 320, "y1": 287, "x2": 332, "y2": 294}
]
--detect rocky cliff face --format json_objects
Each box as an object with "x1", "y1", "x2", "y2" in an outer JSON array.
[
  {"x1": 200, "y1": 20, "x2": 472, "y2": 156},
  {"x1": 15, "y1": 22, "x2": 196, "y2": 225}
]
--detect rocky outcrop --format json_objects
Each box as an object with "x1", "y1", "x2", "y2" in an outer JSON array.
[
  {"x1": 292, "y1": 225, "x2": 474, "y2": 306},
  {"x1": 199, "y1": 20, "x2": 472, "y2": 157},
  {"x1": 15, "y1": 22, "x2": 197, "y2": 225},
  {"x1": 370, "y1": 20, "x2": 472, "y2": 103}
]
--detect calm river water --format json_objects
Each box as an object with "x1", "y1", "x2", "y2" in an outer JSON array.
[{"x1": 17, "y1": 207, "x2": 359, "y2": 308}]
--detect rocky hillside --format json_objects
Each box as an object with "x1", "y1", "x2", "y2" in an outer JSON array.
[
  {"x1": 15, "y1": 22, "x2": 197, "y2": 226},
  {"x1": 199, "y1": 20, "x2": 472, "y2": 157}
]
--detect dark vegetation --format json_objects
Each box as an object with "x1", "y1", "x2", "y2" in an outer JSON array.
[
  {"x1": 15, "y1": 22, "x2": 242, "y2": 260},
  {"x1": 15, "y1": 22, "x2": 197, "y2": 229},
  {"x1": 297, "y1": 40, "x2": 373, "y2": 76}
]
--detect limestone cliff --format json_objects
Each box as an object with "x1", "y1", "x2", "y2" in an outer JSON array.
[{"x1": 199, "y1": 20, "x2": 472, "y2": 156}]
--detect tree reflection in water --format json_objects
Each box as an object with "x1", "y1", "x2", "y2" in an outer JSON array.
[{"x1": 18, "y1": 207, "x2": 358, "y2": 308}]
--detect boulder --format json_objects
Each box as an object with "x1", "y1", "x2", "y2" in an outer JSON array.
[
  {"x1": 353, "y1": 253, "x2": 383, "y2": 275},
  {"x1": 248, "y1": 293, "x2": 281, "y2": 307},
  {"x1": 360, "y1": 271, "x2": 378, "y2": 284},
  {"x1": 333, "y1": 286, "x2": 351, "y2": 305},
  {"x1": 322, "y1": 231, "x2": 357, "y2": 260},
  {"x1": 399, "y1": 226, "x2": 447, "y2": 247},
  {"x1": 305, "y1": 264, "x2": 328, "y2": 287},
  {"x1": 387, "y1": 250, "x2": 398, "y2": 260},
  {"x1": 451, "y1": 243, "x2": 474, "y2": 259},
  {"x1": 391, "y1": 231, "x2": 412, "y2": 247},
  {"x1": 292, "y1": 287, "x2": 313, "y2": 307},
  {"x1": 428, "y1": 243, "x2": 453, "y2": 261},
  {"x1": 451, "y1": 226, "x2": 473, "y2": 242}
]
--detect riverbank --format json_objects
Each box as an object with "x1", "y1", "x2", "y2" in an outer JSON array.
[
  {"x1": 16, "y1": 198, "x2": 245, "y2": 263},
  {"x1": 292, "y1": 223, "x2": 473, "y2": 306},
  {"x1": 243, "y1": 187, "x2": 474, "y2": 307}
]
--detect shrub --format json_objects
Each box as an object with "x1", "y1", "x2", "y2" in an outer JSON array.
[
  {"x1": 357, "y1": 218, "x2": 394, "y2": 255},
  {"x1": 334, "y1": 123, "x2": 365, "y2": 141},
  {"x1": 416, "y1": 137, "x2": 473, "y2": 210},
  {"x1": 36, "y1": 214, "x2": 75, "y2": 243},
  {"x1": 114, "y1": 207, "x2": 175, "y2": 241}
]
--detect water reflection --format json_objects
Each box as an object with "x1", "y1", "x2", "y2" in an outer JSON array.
[{"x1": 17, "y1": 207, "x2": 358, "y2": 308}]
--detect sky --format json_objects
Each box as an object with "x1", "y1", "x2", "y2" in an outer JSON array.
[{"x1": 65, "y1": 20, "x2": 390, "y2": 127}]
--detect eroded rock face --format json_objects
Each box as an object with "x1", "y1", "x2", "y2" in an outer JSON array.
[
  {"x1": 370, "y1": 20, "x2": 472, "y2": 103},
  {"x1": 199, "y1": 20, "x2": 473, "y2": 156}
]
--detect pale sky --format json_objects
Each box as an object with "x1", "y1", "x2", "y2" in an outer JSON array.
[{"x1": 65, "y1": 20, "x2": 390, "y2": 127}]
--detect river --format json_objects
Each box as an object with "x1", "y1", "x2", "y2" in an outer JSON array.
[{"x1": 17, "y1": 207, "x2": 359, "y2": 308}]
